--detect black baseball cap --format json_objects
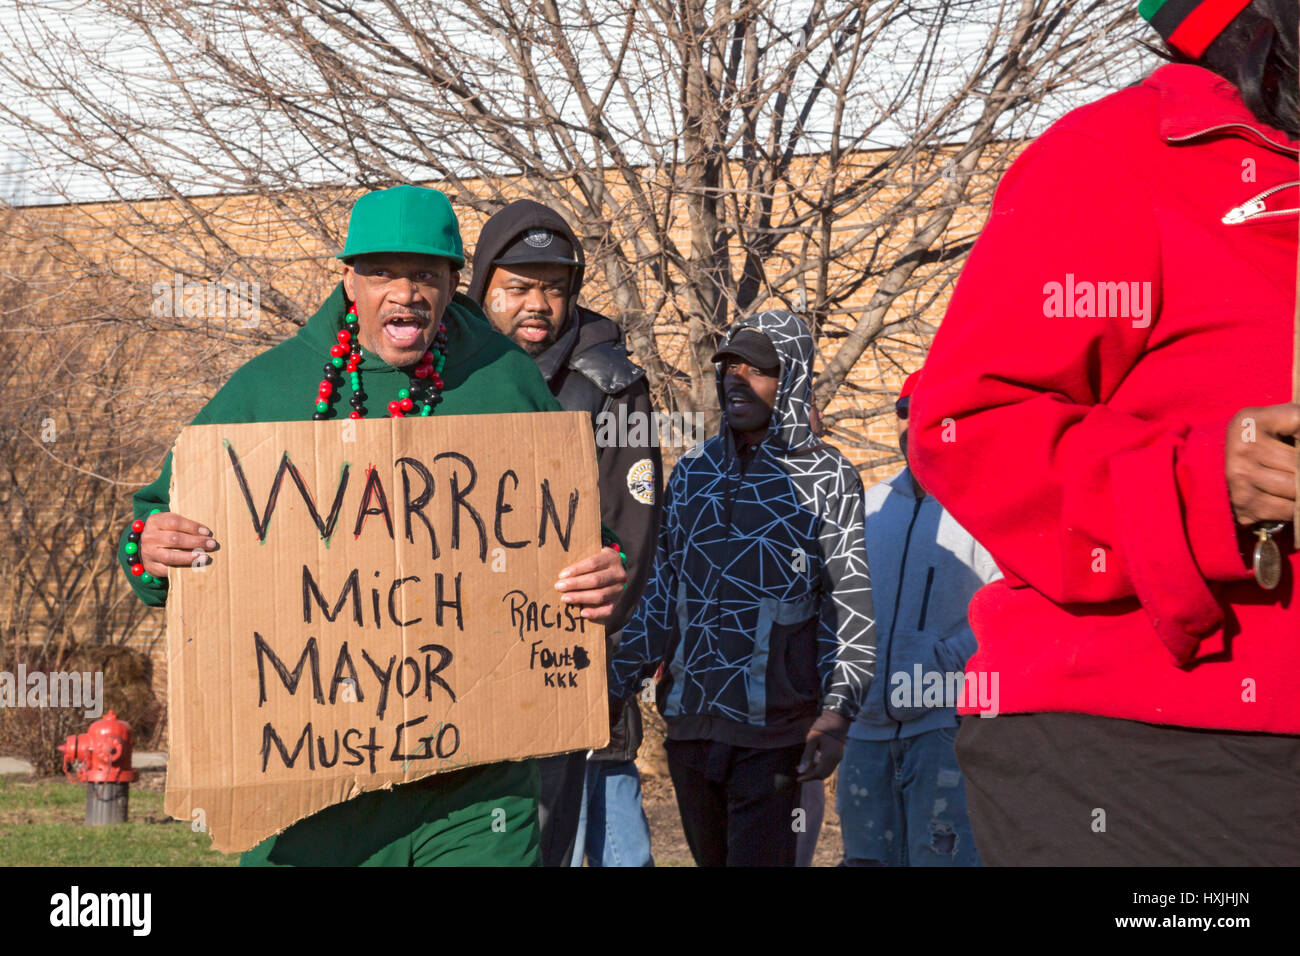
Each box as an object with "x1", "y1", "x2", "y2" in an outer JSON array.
[
  {"x1": 712, "y1": 329, "x2": 780, "y2": 372},
  {"x1": 492, "y1": 227, "x2": 579, "y2": 268}
]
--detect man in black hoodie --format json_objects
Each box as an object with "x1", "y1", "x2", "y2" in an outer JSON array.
[
  {"x1": 609, "y1": 310, "x2": 875, "y2": 866},
  {"x1": 469, "y1": 200, "x2": 663, "y2": 867}
]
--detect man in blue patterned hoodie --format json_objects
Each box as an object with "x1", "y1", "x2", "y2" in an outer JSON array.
[{"x1": 609, "y1": 309, "x2": 875, "y2": 866}]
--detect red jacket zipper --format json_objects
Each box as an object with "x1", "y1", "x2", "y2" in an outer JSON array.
[{"x1": 1165, "y1": 122, "x2": 1300, "y2": 156}]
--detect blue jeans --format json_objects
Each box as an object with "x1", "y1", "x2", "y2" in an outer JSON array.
[
  {"x1": 570, "y1": 759, "x2": 654, "y2": 867},
  {"x1": 836, "y1": 726, "x2": 981, "y2": 866}
]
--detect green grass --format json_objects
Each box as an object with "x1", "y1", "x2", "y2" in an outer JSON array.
[{"x1": 0, "y1": 776, "x2": 239, "y2": 866}]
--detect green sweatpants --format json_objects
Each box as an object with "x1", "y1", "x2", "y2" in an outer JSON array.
[{"x1": 239, "y1": 760, "x2": 541, "y2": 867}]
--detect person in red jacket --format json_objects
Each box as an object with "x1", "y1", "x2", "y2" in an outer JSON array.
[{"x1": 909, "y1": 0, "x2": 1300, "y2": 865}]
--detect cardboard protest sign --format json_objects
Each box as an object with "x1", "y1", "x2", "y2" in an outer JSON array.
[{"x1": 163, "y1": 412, "x2": 608, "y2": 854}]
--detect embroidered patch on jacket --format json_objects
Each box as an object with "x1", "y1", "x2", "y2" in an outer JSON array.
[{"x1": 626, "y1": 459, "x2": 655, "y2": 505}]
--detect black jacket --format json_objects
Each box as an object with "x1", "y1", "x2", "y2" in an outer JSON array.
[{"x1": 470, "y1": 200, "x2": 663, "y2": 761}]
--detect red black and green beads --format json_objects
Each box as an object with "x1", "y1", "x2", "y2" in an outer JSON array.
[
  {"x1": 125, "y1": 508, "x2": 162, "y2": 584},
  {"x1": 312, "y1": 303, "x2": 448, "y2": 420}
]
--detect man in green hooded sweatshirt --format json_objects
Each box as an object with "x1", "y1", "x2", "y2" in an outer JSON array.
[{"x1": 117, "y1": 185, "x2": 627, "y2": 866}]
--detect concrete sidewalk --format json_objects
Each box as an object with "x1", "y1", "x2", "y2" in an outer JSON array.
[{"x1": 0, "y1": 752, "x2": 167, "y2": 775}]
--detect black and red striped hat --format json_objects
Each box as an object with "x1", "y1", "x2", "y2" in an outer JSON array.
[{"x1": 1139, "y1": 0, "x2": 1253, "y2": 58}]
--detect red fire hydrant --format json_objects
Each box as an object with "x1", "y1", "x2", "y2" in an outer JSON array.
[{"x1": 57, "y1": 710, "x2": 139, "y2": 825}]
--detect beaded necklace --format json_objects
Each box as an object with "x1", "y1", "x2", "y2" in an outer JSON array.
[{"x1": 312, "y1": 302, "x2": 448, "y2": 420}]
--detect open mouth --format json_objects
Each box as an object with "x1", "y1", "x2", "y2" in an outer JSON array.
[
  {"x1": 382, "y1": 312, "x2": 428, "y2": 349},
  {"x1": 514, "y1": 318, "x2": 552, "y2": 343},
  {"x1": 726, "y1": 392, "x2": 756, "y2": 414}
]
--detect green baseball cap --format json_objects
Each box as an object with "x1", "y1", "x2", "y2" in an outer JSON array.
[{"x1": 337, "y1": 184, "x2": 466, "y2": 268}]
